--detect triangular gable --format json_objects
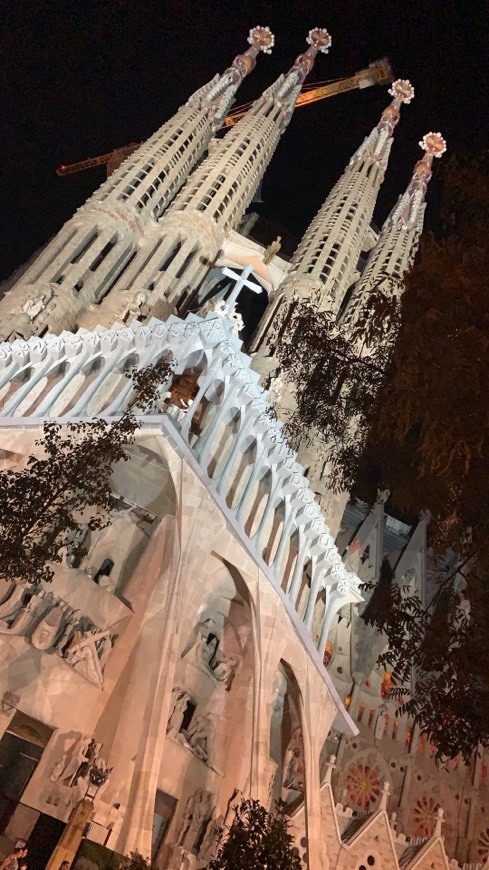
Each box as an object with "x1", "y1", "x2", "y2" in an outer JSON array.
[
  {"x1": 336, "y1": 809, "x2": 399, "y2": 869},
  {"x1": 400, "y1": 836, "x2": 450, "y2": 869},
  {"x1": 394, "y1": 513, "x2": 429, "y2": 604},
  {"x1": 347, "y1": 501, "x2": 385, "y2": 582}
]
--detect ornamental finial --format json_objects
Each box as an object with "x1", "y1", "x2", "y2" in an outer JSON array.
[
  {"x1": 248, "y1": 25, "x2": 275, "y2": 55},
  {"x1": 419, "y1": 131, "x2": 447, "y2": 157},
  {"x1": 388, "y1": 78, "x2": 415, "y2": 104},
  {"x1": 306, "y1": 27, "x2": 332, "y2": 53}
]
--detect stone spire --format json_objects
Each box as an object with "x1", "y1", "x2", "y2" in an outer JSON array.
[
  {"x1": 249, "y1": 79, "x2": 414, "y2": 378},
  {"x1": 125, "y1": 28, "x2": 332, "y2": 312},
  {"x1": 0, "y1": 27, "x2": 273, "y2": 342},
  {"x1": 340, "y1": 131, "x2": 447, "y2": 340}
]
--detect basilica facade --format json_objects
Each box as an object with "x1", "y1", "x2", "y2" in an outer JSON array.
[{"x1": 0, "y1": 24, "x2": 486, "y2": 870}]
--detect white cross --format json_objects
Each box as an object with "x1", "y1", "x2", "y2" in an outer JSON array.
[{"x1": 221, "y1": 263, "x2": 264, "y2": 309}]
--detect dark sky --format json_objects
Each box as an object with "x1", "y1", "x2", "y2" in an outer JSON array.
[{"x1": 1, "y1": 0, "x2": 487, "y2": 281}]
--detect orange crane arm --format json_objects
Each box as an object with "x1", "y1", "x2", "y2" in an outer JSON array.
[
  {"x1": 56, "y1": 58, "x2": 392, "y2": 177},
  {"x1": 223, "y1": 57, "x2": 393, "y2": 125}
]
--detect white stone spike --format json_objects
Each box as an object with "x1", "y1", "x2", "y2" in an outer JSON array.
[
  {"x1": 341, "y1": 132, "x2": 447, "y2": 342},
  {"x1": 130, "y1": 30, "x2": 331, "y2": 312},
  {"x1": 0, "y1": 30, "x2": 272, "y2": 344}
]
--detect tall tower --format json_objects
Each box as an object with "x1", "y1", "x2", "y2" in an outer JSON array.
[
  {"x1": 271, "y1": 134, "x2": 446, "y2": 535},
  {"x1": 113, "y1": 28, "x2": 332, "y2": 313},
  {"x1": 340, "y1": 132, "x2": 447, "y2": 342},
  {"x1": 0, "y1": 26, "x2": 274, "y2": 341},
  {"x1": 250, "y1": 79, "x2": 414, "y2": 380}
]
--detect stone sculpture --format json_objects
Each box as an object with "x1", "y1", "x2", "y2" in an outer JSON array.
[
  {"x1": 199, "y1": 813, "x2": 224, "y2": 861},
  {"x1": 263, "y1": 235, "x2": 282, "y2": 264},
  {"x1": 179, "y1": 788, "x2": 215, "y2": 852},
  {"x1": 186, "y1": 714, "x2": 214, "y2": 763},
  {"x1": 0, "y1": 579, "x2": 29, "y2": 623},
  {"x1": 64, "y1": 629, "x2": 112, "y2": 686},
  {"x1": 167, "y1": 687, "x2": 192, "y2": 736},
  {"x1": 211, "y1": 654, "x2": 239, "y2": 691},
  {"x1": 31, "y1": 603, "x2": 66, "y2": 650},
  {"x1": 61, "y1": 524, "x2": 90, "y2": 568},
  {"x1": 21, "y1": 288, "x2": 53, "y2": 321}
]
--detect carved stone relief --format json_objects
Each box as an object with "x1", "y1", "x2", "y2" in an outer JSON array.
[
  {"x1": 0, "y1": 579, "x2": 117, "y2": 687},
  {"x1": 178, "y1": 788, "x2": 215, "y2": 853}
]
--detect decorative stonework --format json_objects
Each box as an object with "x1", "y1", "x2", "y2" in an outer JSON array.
[
  {"x1": 479, "y1": 826, "x2": 489, "y2": 862},
  {"x1": 412, "y1": 795, "x2": 441, "y2": 838},
  {"x1": 345, "y1": 761, "x2": 382, "y2": 810},
  {"x1": 0, "y1": 313, "x2": 363, "y2": 662}
]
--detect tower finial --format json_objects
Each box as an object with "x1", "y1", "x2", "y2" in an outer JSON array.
[
  {"x1": 306, "y1": 27, "x2": 332, "y2": 54},
  {"x1": 388, "y1": 78, "x2": 415, "y2": 106},
  {"x1": 248, "y1": 25, "x2": 275, "y2": 54},
  {"x1": 419, "y1": 131, "x2": 447, "y2": 157}
]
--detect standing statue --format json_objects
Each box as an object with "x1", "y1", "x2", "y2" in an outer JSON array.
[
  {"x1": 167, "y1": 688, "x2": 191, "y2": 736},
  {"x1": 69, "y1": 738, "x2": 100, "y2": 788},
  {"x1": 31, "y1": 602, "x2": 66, "y2": 650},
  {"x1": 186, "y1": 714, "x2": 214, "y2": 764},
  {"x1": 374, "y1": 705, "x2": 388, "y2": 742},
  {"x1": 199, "y1": 813, "x2": 224, "y2": 861},
  {"x1": 61, "y1": 524, "x2": 90, "y2": 568},
  {"x1": 282, "y1": 729, "x2": 305, "y2": 792},
  {"x1": 0, "y1": 579, "x2": 29, "y2": 622},
  {"x1": 123, "y1": 291, "x2": 150, "y2": 324},
  {"x1": 263, "y1": 236, "x2": 282, "y2": 265},
  {"x1": 50, "y1": 735, "x2": 92, "y2": 786},
  {"x1": 179, "y1": 788, "x2": 215, "y2": 853},
  {"x1": 56, "y1": 612, "x2": 82, "y2": 656}
]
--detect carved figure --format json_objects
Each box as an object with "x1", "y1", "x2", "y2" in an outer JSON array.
[
  {"x1": 282, "y1": 730, "x2": 305, "y2": 792},
  {"x1": 53, "y1": 608, "x2": 80, "y2": 653},
  {"x1": 123, "y1": 291, "x2": 149, "y2": 324},
  {"x1": 263, "y1": 236, "x2": 282, "y2": 264},
  {"x1": 0, "y1": 580, "x2": 28, "y2": 622},
  {"x1": 51, "y1": 735, "x2": 91, "y2": 785},
  {"x1": 69, "y1": 738, "x2": 99, "y2": 787},
  {"x1": 65, "y1": 629, "x2": 108, "y2": 686},
  {"x1": 61, "y1": 525, "x2": 90, "y2": 568},
  {"x1": 212, "y1": 655, "x2": 239, "y2": 691},
  {"x1": 374, "y1": 705, "x2": 388, "y2": 742},
  {"x1": 167, "y1": 688, "x2": 191, "y2": 736},
  {"x1": 21, "y1": 289, "x2": 53, "y2": 321},
  {"x1": 96, "y1": 634, "x2": 115, "y2": 670},
  {"x1": 199, "y1": 813, "x2": 224, "y2": 860},
  {"x1": 31, "y1": 603, "x2": 65, "y2": 650},
  {"x1": 181, "y1": 617, "x2": 219, "y2": 668},
  {"x1": 0, "y1": 578, "x2": 14, "y2": 605},
  {"x1": 179, "y1": 788, "x2": 214, "y2": 852},
  {"x1": 2, "y1": 596, "x2": 38, "y2": 635},
  {"x1": 268, "y1": 374, "x2": 284, "y2": 406},
  {"x1": 186, "y1": 714, "x2": 214, "y2": 763}
]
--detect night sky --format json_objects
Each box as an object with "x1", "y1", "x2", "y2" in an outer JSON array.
[{"x1": 1, "y1": 0, "x2": 487, "y2": 282}]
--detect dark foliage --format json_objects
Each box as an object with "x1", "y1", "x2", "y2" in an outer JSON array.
[
  {"x1": 0, "y1": 356, "x2": 172, "y2": 586},
  {"x1": 278, "y1": 154, "x2": 489, "y2": 759},
  {"x1": 207, "y1": 799, "x2": 302, "y2": 870}
]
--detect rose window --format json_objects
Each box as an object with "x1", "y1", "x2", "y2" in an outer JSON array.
[
  {"x1": 478, "y1": 827, "x2": 489, "y2": 861},
  {"x1": 412, "y1": 795, "x2": 440, "y2": 837},
  {"x1": 345, "y1": 763, "x2": 381, "y2": 809}
]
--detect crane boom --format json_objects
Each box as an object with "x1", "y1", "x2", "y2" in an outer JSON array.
[{"x1": 56, "y1": 58, "x2": 393, "y2": 177}]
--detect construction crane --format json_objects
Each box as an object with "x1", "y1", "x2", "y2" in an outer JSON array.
[{"x1": 56, "y1": 58, "x2": 393, "y2": 178}]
